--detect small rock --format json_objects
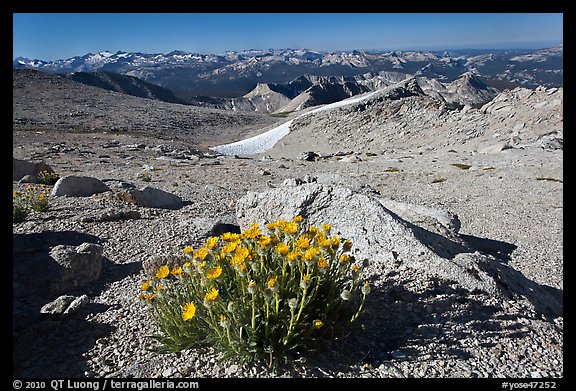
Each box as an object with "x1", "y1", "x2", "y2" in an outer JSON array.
[
  {"x1": 40, "y1": 295, "x2": 76, "y2": 314},
  {"x1": 391, "y1": 351, "x2": 406, "y2": 360},
  {"x1": 64, "y1": 294, "x2": 89, "y2": 314},
  {"x1": 300, "y1": 151, "x2": 320, "y2": 161},
  {"x1": 225, "y1": 364, "x2": 239, "y2": 376}
]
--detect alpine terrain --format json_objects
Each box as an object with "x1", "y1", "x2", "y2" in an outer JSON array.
[{"x1": 13, "y1": 45, "x2": 563, "y2": 380}]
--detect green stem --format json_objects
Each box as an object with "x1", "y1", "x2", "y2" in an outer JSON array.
[
  {"x1": 265, "y1": 301, "x2": 270, "y2": 341},
  {"x1": 283, "y1": 309, "x2": 296, "y2": 345},
  {"x1": 350, "y1": 294, "x2": 367, "y2": 323},
  {"x1": 251, "y1": 297, "x2": 256, "y2": 331}
]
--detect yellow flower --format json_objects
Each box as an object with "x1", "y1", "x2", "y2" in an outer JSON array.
[
  {"x1": 247, "y1": 280, "x2": 257, "y2": 294},
  {"x1": 340, "y1": 254, "x2": 351, "y2": 263},
  {"x1": 219, "y1": 314, "x2": 230, "y2": 328},
  {"x1": 300, "y1": 274, "x2": 311, "y2": 290},
  {"x1": 155, "y1": 265, "x2": 170, "y2": 279},
  {"x1": 183, "y1": 261, "x2": 191, "y2": 268},
  {"x1": 287, "y1": 250, "x2": 300, "y2": 262},
  {"x1": 295, "y1": 235, "x2": 311, "y2": 249},
  {"x1": 267, "y1": 276, "x2": 278, "y2": 288},
  {"x1": 276, "y1": 242, "x2": 289, "y2": 255},
  {"x1": 362, "y1": 281, "x2": 371, "y2": 295},
  {"x1": 317, "y1": 236, "x2": 330, "y2": 248},
  {"x1": 351, "y1": 264, "x2": 359, "y2": 274},
  {"x1": 221, "y1": 232, "x2": 240, "y2": 241},
  {"x1": 171, "y1": 267, "x2": 183, "y2": 276},
  {"x1": 205, "y1": 236, "x2": 219, "y2": 250},
  {"x1": 318, "y1": 257, "x2": 328, "y2": 269},
  {"x1": 204, "y1": 288, "x2": 219, "y2": 304},
  {"x1": 141, "y1": 281, "x2": 150, "y2": 291},
  {"x1": 322, "y1": 223, "x2": 332, "y2": 233},
  {"x1": 292, "y1": 215, "x2": 303, "y2": 223},
  {"x1": 242, "y1": 224, "x2": 262, "y2": 239},
  {"x1": 304, "y1": 248, "x2": 319, "y2": 261},
  {"x1": 156, "y1": 284, "x2": 164, "y2": 292},
  {"x1": 182, "y1": 302, "x2": 196, "y2": 321},
  {"x1": 222, "y1": 241, "x2": 239, "y2": 254},
  {"x1": 139, "y1": 293, "x2": 155, "y2": 301},
  {"x1": 194, "y1": 247, "x2": 209, "y2": 261},
  {"x1": 343, "y1": 240, "x2": 353, "y2": 251},
  {"x1": 308, "y1": 225, "x2": 320, "y2": 236},
  {"x1": 330, "y1": 236, "x2": 341, "y2": 247},
  {"x1": 232, "y1": 246, "x2": 249, "y2": 265},
  {"x1": 277, "y1": 220, "x2": 298, "y2": 234},
  {"x1": 266, "y1": 221, "x2": 278, "y2": 230},
  {"x1": 183, "y1": 246, "x2": 194, "y2": 255},
  {"x1": 313, "y1": 320, "x2": 324, "y2": 329},
  {"x1": 269, "y1": 234, "x2": 279, "y2": 245},
  {"x1": 259, "y1": 235, "x2": 272, "y2": 249},
  {"x1": 206, "y1": 265, "x2": 222, "y2": 279}
]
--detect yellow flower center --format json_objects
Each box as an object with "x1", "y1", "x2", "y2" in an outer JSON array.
[
  {"x1": 182, "y1": 302, "x2": 196, "y2": 321},
  {"x1": 155, "y1": 265, "x2": 170, "y2": 279}
]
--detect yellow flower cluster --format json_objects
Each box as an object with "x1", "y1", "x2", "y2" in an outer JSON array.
[{"x1": 139, "y1": 215, "x2": 370, "y2": 361}]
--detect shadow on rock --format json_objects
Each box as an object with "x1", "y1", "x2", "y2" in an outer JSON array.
[
  {"x1": 13, "y1": 230, "x2": 142, "y2": 377},
  {"x1": 395, "y1": 220, "x2": 561, "y2": 319},
  {"x1": 305, "y1": 276, "x2": 532, "y2": 373},
  {"x1": 460, "y1": 234, "x2": 518, "y2": 263}
]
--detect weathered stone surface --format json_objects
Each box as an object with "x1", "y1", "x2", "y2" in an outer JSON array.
[
  {"x1": 19, "y1": 174, "x2": 43, "y2": 184},
  {"x1": 13, "y1": 158, "x2": 54, "y2": 181},
  {"x1": 51, "y1": 175, "x2": 111, "y2": 197},
  {"x1": 128, "y1": 186, "x2": 183, "y2": 209},
  {"x1": 236, "y1": 183, "x2": 562, "y2": 317},
  {"x1": 48, "y1": 242, "x2": 104, "y2": 294},
  {"x1": 478, "y1": 142, "x2": 512, "y2": 154},
  {"x1": 40, "y1": 294, "x2": 89, "y2": 315},
  {"x1": 40, "y1": 295, "x2": 76, "y2": 314},
  {"x1": 379, "y1": 198, "x2": 461, "y2": 237}
]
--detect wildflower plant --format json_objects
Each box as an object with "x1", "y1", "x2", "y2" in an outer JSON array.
[
  {"x1": 12, "y1": 191, "x2": 29, "y2": 223},
  {"x1": 38, "y1": 170, "x2": 60, "y2": 185},
  {"x1": 12, "y1": 184, "x2": 51, "y2": 222},
  {"x1": 140, "y1": 216, "x2": 370, "y2": 365}
]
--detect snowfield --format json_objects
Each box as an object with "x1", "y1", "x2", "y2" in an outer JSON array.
[{"x1": 211, "y1": 89, "x2": 381, "y2": 155}]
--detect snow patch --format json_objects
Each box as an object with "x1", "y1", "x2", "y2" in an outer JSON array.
[{"x1": 211, "y1": 89, "x2": 381, "y2": 155}]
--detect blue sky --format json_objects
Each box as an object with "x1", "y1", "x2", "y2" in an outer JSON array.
[{"x1": 13, "y1": 13, "x2": 563, "y2": 61}]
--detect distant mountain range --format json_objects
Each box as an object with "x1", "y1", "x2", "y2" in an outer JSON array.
[{"x1": 14, "y1": 46, "x2": 563, "y2": 100}]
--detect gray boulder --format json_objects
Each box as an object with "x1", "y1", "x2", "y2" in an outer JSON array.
[
  {"x1": 48, "y1": 243, "x2": 103, "y2": 294},
  {"x1": 128, "y1": 186, "x2": 183, "y2": 208},
  {"x1": 51, "y1": 175, "x2": 111, "y2": 197},
  {"x1": 236, "y1": 182, "x2": 561, "y2": 316},
  {"x1": 13, "y1": 158, "x2": 54, "y2": 181},
  {"x1": 19, "y1": 174, "x2": 43, "y2": 184}
]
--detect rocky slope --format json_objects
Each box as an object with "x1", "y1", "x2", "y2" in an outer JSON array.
[
  {"x1": 12, "y1": 69, "x2": 277, "y2": 149},
  {"x1": 12, "y1": 70, "x2": 563, "y2": 379},
  {"x1": 67, "y1": 71, "x2": 187, "y2": 104},
  {"x1": 269, "y1": 77, "x2": 562, "y2": 158}
]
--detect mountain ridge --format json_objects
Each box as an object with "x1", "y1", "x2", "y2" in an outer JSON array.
[{"x1": 14, "y1": 45, "x2": 563, "y2": 98}]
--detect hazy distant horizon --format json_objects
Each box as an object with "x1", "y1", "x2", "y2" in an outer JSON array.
[
  {"x1": 13, "y1": 13, "x2": 563, "y2": 61},
  {"x1": 13, "y1": 40, "x2": 564, "y2": 62}
]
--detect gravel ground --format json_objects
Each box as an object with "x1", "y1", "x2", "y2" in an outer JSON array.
[{"x1": 12, "y1": 129, "x2": 562, "y2": 379}]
